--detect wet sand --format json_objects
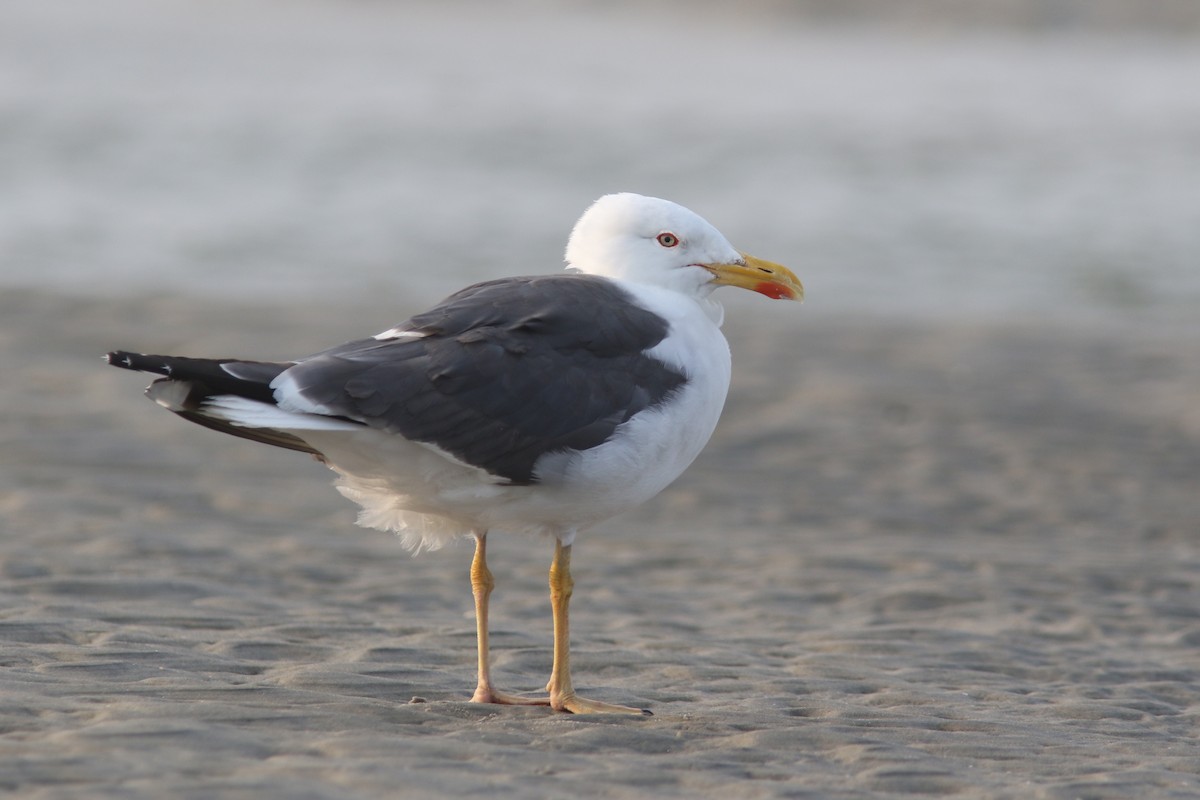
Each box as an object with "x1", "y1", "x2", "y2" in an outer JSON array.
[{"x1": 1, "y1": 288, "x2": 1197, "y2": 797}]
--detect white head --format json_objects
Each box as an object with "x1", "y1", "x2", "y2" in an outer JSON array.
[{"x1": 564, "y1": 193, "x2": 803, "y2": 303}]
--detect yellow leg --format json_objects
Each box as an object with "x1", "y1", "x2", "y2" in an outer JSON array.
[
  {"x1": 545, "y1": 539, "x2": 651, "y2": 715},
  {"x1": 469, "y1": 532, "x2": 546, "y2": 707},
  {"x1": 468, "y1": 533, "x2": 649, "y2": 714}
]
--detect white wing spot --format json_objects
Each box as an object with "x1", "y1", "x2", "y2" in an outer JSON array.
[{"x1": 373, "y1": 328, "x2": 428, "y2": 341}]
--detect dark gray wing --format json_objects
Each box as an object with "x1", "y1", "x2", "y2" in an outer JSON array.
[{"x1": 281, "y1": 274, "x2": 688, "y2": 484}]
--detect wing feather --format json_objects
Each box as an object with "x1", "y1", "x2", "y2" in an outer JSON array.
[{"x1": 277, "y1": 275, "x2": 687, "y2": 484}]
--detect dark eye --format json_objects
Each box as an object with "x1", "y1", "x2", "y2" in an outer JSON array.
[{"x1": 656, "y1": 232, "x2": 679, "y2": 248}]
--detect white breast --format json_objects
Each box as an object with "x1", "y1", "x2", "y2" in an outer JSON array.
[{"x1": 543, "y1": 282, "x2": 732, "y2": 517}]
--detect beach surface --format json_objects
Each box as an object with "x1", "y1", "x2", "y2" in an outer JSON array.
[{"x1": 2, "y1": 289, "x2": 1197, "y2": 798}]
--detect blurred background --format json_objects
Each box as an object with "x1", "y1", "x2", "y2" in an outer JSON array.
[{"x1": 2, "y1": 0, "x2": 1198, "y2": 330}]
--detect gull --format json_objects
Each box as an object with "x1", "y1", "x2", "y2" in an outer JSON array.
[{"x1": 107, "y1": 193, "x2": 803, "y2": 714}]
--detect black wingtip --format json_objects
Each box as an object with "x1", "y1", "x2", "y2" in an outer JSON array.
[
  {"x1": 105, "y1": 350, "x2": 172, "y2": 376},
  {"x1": 106, "y1": 350, "x2": 137, "y2": 370}
]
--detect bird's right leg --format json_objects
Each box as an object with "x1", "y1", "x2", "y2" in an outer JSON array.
[
  {"x1": 542, "y1": 538, "x2": 650, "y2": 715},
  {"x1": 469, "y1": 531, "x2": 549, "y2": 707}
]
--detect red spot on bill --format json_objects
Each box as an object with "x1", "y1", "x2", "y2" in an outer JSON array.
[{"x1": 755, "y1": 281, "x2": 796, "y2": 300}]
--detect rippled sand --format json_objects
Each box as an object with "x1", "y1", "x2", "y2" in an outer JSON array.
[{"x1": 2, "y1": 289, "x2": 1197, "y2": 798}]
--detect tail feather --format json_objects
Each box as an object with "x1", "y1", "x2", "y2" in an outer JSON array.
[
  {"x1": 105, "y1": 351, "x2": 288, "y2": 404},
  {"x1": 106, "y1": 350, "x2": 329, "y2": 456}
]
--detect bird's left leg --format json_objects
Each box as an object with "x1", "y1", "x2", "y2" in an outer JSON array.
[{"x1": 469, "y1": 531, "x2": 549, "y2": 707}]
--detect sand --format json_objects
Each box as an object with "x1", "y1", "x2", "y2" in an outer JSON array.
[{"x1": 2, "y1": 288, "x2": 1198, "y2": 798}]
